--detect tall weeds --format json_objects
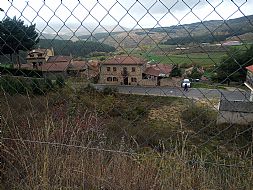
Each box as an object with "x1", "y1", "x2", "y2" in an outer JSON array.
[{"x1": 1, "y1": 92, "x2": 252, "y2": 189}]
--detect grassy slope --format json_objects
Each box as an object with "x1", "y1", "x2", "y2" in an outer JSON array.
[{"x1": 1, "y1": 85, "x2": 252, "y2": 189}]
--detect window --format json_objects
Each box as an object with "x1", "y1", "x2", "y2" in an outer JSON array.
[
  {"x1": 32, "y1": 62, "x2": 37, "y2": 68},
  {"x1": 113, "y1": 67, "x2": 117, "y2": 71},
  {"x1": 107, "y1": 67, "x2": 110, "y2": 71},
  {"x1": 107, "y1": 77, "x2": 112, "y2": 81},
  {"x1": 132, "y1": 67, "x2": 136, "y2": 72},
  {"x1": 38, "y1": 53, "x2": 43, "y2": 57},
  {"x1": 113, "y1": 77, "x2": 118, "y2": 81},
  {"x1": 30, "y1": 54, "x2": 34, "y2": 57},
  {"x1": 131, "y1": 77, "x2": 137, "y2": 82}
]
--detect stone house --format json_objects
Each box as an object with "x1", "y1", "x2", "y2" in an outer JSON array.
[
  {"x1": 217, "y1": 99, "x2": 253, "y2": 125},
  {"x1": 244, "y1": 65, "x2": 253, "y2": 101},
  {"x1": 99, "y1": 56, "x2": 146, "y2": 85},
  {"x1": 36, "y1": 55, "x2": 73, "y2": 79},
  {"x1": 39, "y1": 62, "x2": 70, "y2": 79},
  {"x1": 142, "y1": 64, "x2": 173, "y2": 86},
  {"x1": 68, "y1": 60, "x2": 88, "y2": 77},
  {"x1": 26, "y1": 48, "x2": 54, "y2": 68}
]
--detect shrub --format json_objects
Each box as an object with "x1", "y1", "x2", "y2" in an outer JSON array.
[
  {"x1": 0, "y1": 76, "x2": 29, "y2": 95},
  {"x1": 125, "y1": 106, "x2": 148, "y2": 121},
  {"x1": 31, "y1": 79, "x2": 44, "y2": 95},
  {"x1": 188, "y1": 66, "x2": 203, "y2": 79},
  {"x1": 170, "y1": 64, "x2": 182, "y2": 77},
  {"x1": 56, "y1": 76, "x2": 65, "y2": 88},
  {"x1": 103, "y1": 86, "x2": 118, "y2": 95},
  {"x1": 45, "y1": 78, "x2": 54, "y2": 91}
]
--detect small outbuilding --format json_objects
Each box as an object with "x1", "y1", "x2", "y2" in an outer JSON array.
[{"x1": 217, "y1": 99, "x2": 253, "y2": 125}]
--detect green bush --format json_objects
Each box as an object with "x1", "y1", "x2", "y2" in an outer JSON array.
[
  {"x1": 0, "y1": 76, "x2": 29, "y2": 95},
  {"x1": 56, "y1": 76, "x2": 65, "y2": 88},
  {"x1": 188, "y1": 66, "x2": 202, "y2": 79},
  {"x1": 170, "y1": 64, "x2": 182, "y2": 77},
  {"x1": 0, "y1": 76, "x2": 56, "y2": 95},
  {"x1": 103, "y1": 87, "x2": 118, "y2": 95},
  {"x1": 45, "y1": 78, "x2": 54, "y2": 91},
  {"x1": 31, "y1": 79, "x2": 44, "y2": 95},
  {"x1": 125, "y1": 106, "x2": 148, "y2": 121}
]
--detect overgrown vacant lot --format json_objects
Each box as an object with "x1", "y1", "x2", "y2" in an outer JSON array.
[{"x1": 1, "y1": 86, "x2": 252, "y2": 189}]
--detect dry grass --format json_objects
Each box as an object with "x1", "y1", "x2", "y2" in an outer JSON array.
[{"x1": 1, "y1": 91, "x2": 253, "y2": 189}]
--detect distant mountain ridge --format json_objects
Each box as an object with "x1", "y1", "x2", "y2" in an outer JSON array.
[{"x1": 40, "y1": 15, "x2": 253, "y2": 48}]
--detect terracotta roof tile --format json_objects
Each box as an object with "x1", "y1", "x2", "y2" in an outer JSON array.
[
  {"x1": 144, "y1": 64, "x2": 173, "y2": 77},
  {"x1": 47, "y1": 55, "x2": 72, "y2": 63},
  {"x1": 40, "y1": 62, "x2": 70, "y2": 72},
  {"x1": 102, "y1": 56, "x2": 146, "y2": 65},
  {"x1": 69, "y1": 61, "x2": 88, "y2": 71},
  {"x1": 246, "y1": 65, "x2": 253, "y2": 73}
]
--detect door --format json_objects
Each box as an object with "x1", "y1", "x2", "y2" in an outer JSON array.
[{"x1": 124, "y1": 77, "x2": 128, "y2": 85}]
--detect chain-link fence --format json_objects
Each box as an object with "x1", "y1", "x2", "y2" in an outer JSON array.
[{"x1": 1, "y1": 0, "x2": 253, "y2": 189}]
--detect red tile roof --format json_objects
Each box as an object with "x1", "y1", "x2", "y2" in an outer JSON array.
[
  {"x1": 69, "y1": 61, "x2": 88, "y2": 71},
  {"x1": 18, "y1": 62, "x2": 70, "y2": 72},
  {"x1": 246, "y1": 65, "x2": 253, "y2": 73},
  {"x1": 47, "y1": 55, "x2": 72, "y2": 63},
  {"x1": 102, "y1": 56, "x2": 146, "y2": 65},
  {"x1": 144, "y1": 64, "x2": 173, "y2": 77},
  {"x1": 40, "y1": 62, "x2": 70, "y2": 72}
]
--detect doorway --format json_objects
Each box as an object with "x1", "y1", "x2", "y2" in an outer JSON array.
[{"x1": 124, "y1": 77, "x2": 128, "y2": 85}]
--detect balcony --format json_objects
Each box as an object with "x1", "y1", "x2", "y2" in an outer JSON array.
[{"x1": 121, "y1": 68, "x2": 128, "y2": 76}]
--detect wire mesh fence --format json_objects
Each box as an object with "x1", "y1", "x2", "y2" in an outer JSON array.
[{"x1": 1, "y1": 0, "x2": 253, "y2": 189}]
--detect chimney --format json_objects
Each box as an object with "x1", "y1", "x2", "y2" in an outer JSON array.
[{"x1": 51, "y1": 47, "x2": 55, "y2": 56}]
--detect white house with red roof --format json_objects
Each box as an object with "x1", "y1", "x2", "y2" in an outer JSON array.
[{"x1": 245, "y1": 65, "x2": 253, "y2": 101}]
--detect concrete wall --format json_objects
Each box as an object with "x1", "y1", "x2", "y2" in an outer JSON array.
[
  {"x1": 217, "y1": 111, "x2": 253, "y2": 125},
  {"x1": 159, "y1": 78, "x2": 181, "y2": 87}
]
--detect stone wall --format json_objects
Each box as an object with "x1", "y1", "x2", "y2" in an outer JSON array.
[
  {"x1": 140, "y1": 79, "x2": 157, "y2": 86},
  {"x1": 160, "y1": 78, "x2": 181, "y2": 87}
]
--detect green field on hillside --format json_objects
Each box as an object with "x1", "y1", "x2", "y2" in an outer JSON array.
[{"x1": 145, "y1": 52, "x2": 225, "y2": 68}]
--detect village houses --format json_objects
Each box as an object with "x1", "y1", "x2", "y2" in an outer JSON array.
[{"x1": 18, "y1": 48, "x2": 98, "y2": 79}]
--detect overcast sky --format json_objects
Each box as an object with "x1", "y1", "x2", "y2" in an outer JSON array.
[{"x1": 0, "y1": 0, "x2": 252, "y2": 34}]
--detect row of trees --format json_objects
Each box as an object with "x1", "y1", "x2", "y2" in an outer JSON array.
[
  {"x1": 37, "y1": 39, "x2": 116, "y2": 57},
  {"x1": 212, "y1": 45, "x2": 253, "y2": 83}
]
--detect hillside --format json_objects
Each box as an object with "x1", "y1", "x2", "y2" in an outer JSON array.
[
  {"x1": 79, "y1": 15, "x2": 253, "y2": 48},
  {"x1": 37, "y1": 39, "x2": 116, "y2": 57}
]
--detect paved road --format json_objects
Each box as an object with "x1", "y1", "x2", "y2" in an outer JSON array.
[{"x1": 93, "y1": 84, "x2": 251, "y2": 101}]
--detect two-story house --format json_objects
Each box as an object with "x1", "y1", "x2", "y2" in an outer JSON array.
[
  {"x1": 26, "y1": 48, "x2": 54, "y2": 68},
  {"x1": 99, "y1": 56, "x2": 146, "y2": 85},
  {"x1": 245, "y1": 65, "x2": 253, "y2": 101}
]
